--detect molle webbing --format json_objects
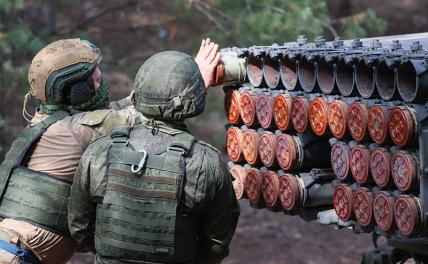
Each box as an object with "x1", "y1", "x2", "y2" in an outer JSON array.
[
  {"x1": 96, "y1": 126, "x2": 195, "y2": 262},
  {"x1": 0, "y1": 110, "x2": 70, "y2": 234},
  {"x1": 0, "y1": 110, "x2": 70, "y2": 199},
  {"x1": 0, "y1": 167, "x2": 71, "y2": 235}
]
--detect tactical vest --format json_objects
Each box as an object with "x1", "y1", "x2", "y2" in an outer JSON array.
[
  {"x1": 96, "y1": 126, "x2": 196, "y2": 263},
  {"x1": 0, "y1": 110, "x2": 72, "y2": 235}
]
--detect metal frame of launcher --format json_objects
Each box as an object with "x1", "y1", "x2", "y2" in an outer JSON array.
[{"x1": 216, "y1": 32, "x2": 428, "y2": 264}]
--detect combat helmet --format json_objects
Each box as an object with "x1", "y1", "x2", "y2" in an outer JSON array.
[
  {"x1": 28, "y1": 38, "x2": 109, "y2": 113},
  {"x1": 133, "y1": 51, "x2": 206, "y2": 122}
]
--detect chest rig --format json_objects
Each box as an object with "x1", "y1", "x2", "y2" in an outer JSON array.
[
  {"x1": 0, "y1": 110, "x2": 72, "y2": 235},
  {"x1": 96, "y1": 126, "x2": 195, "y2": 263}
]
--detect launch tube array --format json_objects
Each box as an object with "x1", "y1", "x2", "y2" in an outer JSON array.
[
  {"x1": 219, "y1": 32, "x2": 428, "y2": 247},
  {"x1": 217, "y1": 33, "x2": 428, "y2": 103}
]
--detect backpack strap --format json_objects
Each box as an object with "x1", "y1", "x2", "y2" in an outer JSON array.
[
  {"x1": 138, "y1": 133, "x2": 195, "y2": 172},
  {"x1": 165, "y1": 133, "x2": 195, "y2": 209},
  {"x1": 108, "y1": 126, "x2": 148, "y2": 174},
  {"x1": 108, "y1": 130, "x2": 195, "y2": 174},
  {"x1": 167, "y1": 133, "x2": 195, "y2": 156}
]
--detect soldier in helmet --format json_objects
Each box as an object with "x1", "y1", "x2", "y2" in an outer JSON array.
[
  {"x1": 0, "y1": 39, "x2": 221, "y2": 263},
  {"x1": 68, "y1": 51, "x2": 240, "y2": 263}
]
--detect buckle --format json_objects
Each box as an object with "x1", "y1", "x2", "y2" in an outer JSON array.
[
  {"x1": 167, "y1": 145, "x2": 187, "y2": 155},
  {"x1": 111, "y1": 131, "x2": 129, "y2": 138},
  {"x1": 131, "y1": 150, "x2": 148, "y2": 173},
  {"x1": 111, "y1": 126, "x2": 131, "y2": 138}
]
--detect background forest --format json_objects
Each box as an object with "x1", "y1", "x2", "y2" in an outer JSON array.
[{"x1": 1, "y1": 0, "x2": 428, "y2": 263}]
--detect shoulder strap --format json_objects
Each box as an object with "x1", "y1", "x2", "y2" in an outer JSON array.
[
  {"x1": 0, "y1": 110, "x2": 70, "y2": 200},
  {"x1": 18, "y1": 110, "x2": 71, "y2": 161},
  {"x1": 107, "y1": 130, "x2": 195, "y2": 174},
  {"x1": 108, "y1": 126, "x2": 149, "y2": 173},
  {"x1": 111, "y1": 126, "x2": 131, "y2": 140},
  {"x1": 167, "y1": 133, "x2": 195, "y2": 155},
  {"x1": 166, "y1": 133, "x2": 195, "y2": 211},
  {"x1": 39, "y1": 110, "x2": 70, "y2": 129},
  {"x1": 110, "y1": 126, "x2": 131, "y2": 148}
]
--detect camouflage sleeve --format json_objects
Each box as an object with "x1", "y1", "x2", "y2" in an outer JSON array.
[
  {"x1": 195, "y1": 152, "x2": 240, "y2": 264},
  {"x1": 68, "y1": 137, "x2": 110, "y2": 253},
  {"x1": 65, "y1": 108, "x2": 137, "y2": 149},
  {"x1": 92, "y1": 108, "x2": 137, "y2": 136}
]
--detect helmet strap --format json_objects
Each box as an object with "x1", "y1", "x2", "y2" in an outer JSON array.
[{"x1": 22, "y1": 92, "x2": 35, "y2": 122}]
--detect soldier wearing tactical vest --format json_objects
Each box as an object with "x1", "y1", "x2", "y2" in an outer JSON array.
[
  {"x1": 0, "y1": 38, "x2": 133, "y2": 264},
  {"x1": 68, "y1": 51, "x2": 240, "y2": 264},
  {"x1": 0, "y1": 38, "x2": 222, "y2": 264}
]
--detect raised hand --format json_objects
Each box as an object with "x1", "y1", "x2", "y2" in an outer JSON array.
[{"x1": 195, "y1": 38, "x2": 221, "y2": 90}]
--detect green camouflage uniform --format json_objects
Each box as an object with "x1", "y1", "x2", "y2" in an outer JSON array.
[{"x1": 68, "y1": 51, "x2": 240, "y2": 264}]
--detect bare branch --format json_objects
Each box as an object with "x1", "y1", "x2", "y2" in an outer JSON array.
[
  {"x1": 73, "y1": 1, "x2": 139, "y2": 31},
  {"x1": 245, "y1": 0, "x2": 252, "y2": 13},
  {"x1": 193, "y1": 0, "x2": 226, "y2": 32},
  {"x1": 265, "y1": 3, "x2": 287, "y2": 14},
  {"x1": 331, "y1": 12, "x2": 366, "y2": 25},
  {"x1": 321, "y1": 21, "x2": 339, "y2": 38},
  {"x1": 197, "y1": 0, "x2": 232, "y2": 21}
]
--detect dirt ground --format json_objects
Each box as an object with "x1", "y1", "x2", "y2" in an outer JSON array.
[
  {"x1": 68, "y1": 200, "x2": 374, "y2": 264},
  {"x1": 224, "y1": 201, "x2": 373, "y2": 264}
]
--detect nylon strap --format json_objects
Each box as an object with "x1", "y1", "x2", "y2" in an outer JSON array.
[
  {"x1": 100, "y1": 223, "x2": 175, "y2": 241},
  {"x1": 107, "y1": 128, "x2": 195, "y2": 173},
  {"x1": 95, "y1": 235, "x2": 174, "y2": 255},
  {"x1": 0, "y1": 110, "x2": 70, "y2": 200},
  {"x1": 0, "y1": 240, "x2": 42, "y2": 264},
  {"x1": 103, "y1": 192, "x2": 176, "y2": 213},
  {"x1": 168, "y1": 133, "x2": 195, "y2": 155},
  {"x1": 109, "y1": 151, "x2": 181, "y2": 174},
  {"x1": 100, "y1": 208, "x2": 175, "y2": 226},
  {"x1": 167, "y1": 133, "x2": 194, "y2": 209},
  {"x1": 144, "y1": 133, "x2": 195, "y2": 171}
]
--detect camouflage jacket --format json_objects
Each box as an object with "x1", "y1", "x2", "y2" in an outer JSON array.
[{"x1": 68, "y1": 114, "x2": 240, "y2": 264}]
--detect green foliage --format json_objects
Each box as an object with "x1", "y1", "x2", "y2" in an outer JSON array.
[
  {"x1": 0, "y1": 1, "x2": 49, "y2": 91},
  {"x1": 0, "y1": 0, "x2": 25, "y2": 13},
  {"x1": 0, "y1": 0, "x2": 87, "y2": 92},
  {"x1": 0, "y1": 0, "x2": 388, "y2": 93},
  {"x1": 342, "y1": 8, "x2": 388, "y2": 39},
  {"x1": 0, "y1": 0, "x2": 388, "y2": 151}
]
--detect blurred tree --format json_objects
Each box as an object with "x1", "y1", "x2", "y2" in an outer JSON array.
[
  {"x1": 0, "y1": 0, "x2": 46, "y2": 90},
  {"x1": 0, "y1": 0, "x2": 388, "y2": 159},
  {"x1": 0, "y1": 115, "x2": 4, "y2": 154},
  {"x1": 0, "y1": 0, "x2": 142, "y2": 92},
  {"x1": 0, "y1": 0, "x2": 388, "y2": 96},
  {"x1": 175, "y1": 0, "x2": 387, "y2": 46}
]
